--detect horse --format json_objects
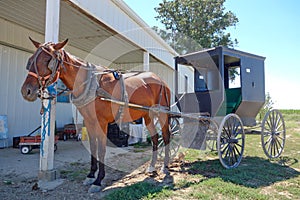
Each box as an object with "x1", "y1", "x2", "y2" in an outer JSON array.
[{"x1": 21, "y1": 38, "x2": 171, "y2": 193}]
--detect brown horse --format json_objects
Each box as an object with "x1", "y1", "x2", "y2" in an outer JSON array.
[{"x1": 21, "y1": 38, "x2": 171, "y2": 193}]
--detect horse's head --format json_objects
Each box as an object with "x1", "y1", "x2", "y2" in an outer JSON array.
[{"x1": 21, "y1": 37, "x2": 68, "y2": 101}]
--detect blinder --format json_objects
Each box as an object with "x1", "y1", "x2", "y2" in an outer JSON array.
[
  {"x1": 25, "y1": 46, "x2": 62, "y2": 88},
  {"x1": 48, "y1": 56, "x2": 59, "y2": 72},
  {"x1": 26, "y1": 59, "x2": 32, "y2": 71}
]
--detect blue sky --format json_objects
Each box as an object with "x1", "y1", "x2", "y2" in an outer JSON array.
[{"x1": 123, "y1": 0, "x2": 300, "y2": 109}]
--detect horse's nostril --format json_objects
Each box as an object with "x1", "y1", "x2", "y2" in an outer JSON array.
[{"x1": 27, "y1": 88, "x2": 31, "y2": 96}]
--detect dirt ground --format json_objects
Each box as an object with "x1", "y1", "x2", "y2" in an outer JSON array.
[{"x1": 0, "y1": 140, "x2": 183, "y2": 199}]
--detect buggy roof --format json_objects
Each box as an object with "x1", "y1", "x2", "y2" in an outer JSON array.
[{"x1": 176, "y1": 46, "x2": 265, "y2": 66}]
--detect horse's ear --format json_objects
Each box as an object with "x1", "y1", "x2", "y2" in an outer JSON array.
[
  {"x1": 29, "y1": 37, "x2": 41, "y2": 48},
  {"x1": 53, "y1": 39, "x2": 68, "y2": 50}
]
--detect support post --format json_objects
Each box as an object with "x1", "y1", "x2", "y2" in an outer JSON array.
[
  {"x1": 38, "y1": 0, "x2": 60, "y2": 182},
  {"x1": 143, "y1": 51, "x2": 150, "y2": 71}
]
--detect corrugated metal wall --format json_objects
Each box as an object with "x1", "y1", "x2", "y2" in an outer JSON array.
[
  {"x1": 0, "y1": 44, "x2": 41, "y2": 141},
  {"x1": 111, "y1": 62, "x2": 175, "y2": 103},
  {"x1": 0, "y1": 1, "x2": 180, "y2": 145},
  {"x1": 70, "y1": 0, "x2": 176, "y2": 68},
  {"x1": 0, "y1": 18, "x2": 75, "y2": 144},
  {"x1": 150, "y1": 62, "x2": 174, "y2": 91}
]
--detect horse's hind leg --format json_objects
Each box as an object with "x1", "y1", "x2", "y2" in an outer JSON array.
[
  {"x1": 144, "y1": 114, "x2": 158, "y2": 173},
  {"x1": 159, "y1": 113, "x2": 170, "y2": 174}
]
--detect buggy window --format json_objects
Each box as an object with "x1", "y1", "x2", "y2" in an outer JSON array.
[
  {"x1": 228, "y1": 66, "x2": 241, "y2": 88},
  {"x1": 195, "y1": 69, "x2": 207, "y2": 92},
  {"x1": 224, "y1": 55, "x2": 241, "y2": 89}
]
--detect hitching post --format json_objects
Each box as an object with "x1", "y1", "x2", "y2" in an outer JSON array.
[{"x1": 38, "y1": 0, "x2": 60, "y2": 182}]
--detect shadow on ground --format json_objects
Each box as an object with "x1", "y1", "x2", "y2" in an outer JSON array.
[
  {"x1": 103, "y1": 173, "x2": 174, "y2": 200},
  {"x1": 183, "y1": 156, "x2": 300, "y2": 188}
]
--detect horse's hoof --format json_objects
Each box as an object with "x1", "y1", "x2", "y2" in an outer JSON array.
[
  {"x1": 160, "y1": 166, "x2": 169, "y2": 175},
  {"x1": 88, "y1": 184, "x2": 102, "y2": 193},
  {"x1": 83, "y1": 177, "x2": 95, "y2": 186},
  {"x1": 146, "y1": 166, "x2": 156, "y2": 173}
]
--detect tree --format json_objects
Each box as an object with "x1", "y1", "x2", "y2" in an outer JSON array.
[
  {"x1": 257, "y1": 93, "x2": 274, "y2": 121},
  {"x1": 154, "y1": 0, "x2": 239, "y2": 54}
]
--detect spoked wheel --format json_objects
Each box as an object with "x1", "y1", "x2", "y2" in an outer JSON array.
[
  {"x1": 156, "y1": 117, "x2": 181, "y2": 159},
  {"x1": 261, "y1": 109, "x2": 286, "y2": 158},
  {"x1": 206, "y1": 120, "x2": 218, "y2": 151},
  {"x1": 217, "y1": 114, "x2": 245, "y2": 169}
]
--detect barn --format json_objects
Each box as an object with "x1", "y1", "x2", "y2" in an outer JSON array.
[{"x1": 0, "y1": 0, "x2": 194, "y2": 147}]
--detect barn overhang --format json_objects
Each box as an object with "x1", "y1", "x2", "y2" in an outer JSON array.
[
  {"x1": 0, "y1": 0, "x2": 178, "y2": 144},
  {"x1": 0, "y1": 0, "x2": 176, "y2": 67}
]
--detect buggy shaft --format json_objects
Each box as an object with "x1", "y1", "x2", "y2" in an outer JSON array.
[{"x1": 100, "y1": 97, "x2": 210, "y2": 121}]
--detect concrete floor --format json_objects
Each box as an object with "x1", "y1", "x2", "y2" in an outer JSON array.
[{"x1": 0, "y1": 140, "x2": 140, "y2": 179}]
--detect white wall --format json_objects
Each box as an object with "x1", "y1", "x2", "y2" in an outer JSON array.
[
  {"x1": 0, "y1": 19, "x2": 75, "y2": 145},
  {"x1": 0, "y1": 0, "x2": 184, "y2": 145},
  {"x1": 177, "y1": 64, "x2": 194, "y2": 94},
  {"x1": 0, "y1": 44, "x2": 41, "y2": 143}
]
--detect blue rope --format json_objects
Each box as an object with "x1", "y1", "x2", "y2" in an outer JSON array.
[{"x1": 40, "y1": 84, "x2": 57, "y2": 157}]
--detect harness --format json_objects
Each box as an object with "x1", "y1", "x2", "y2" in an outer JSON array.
[
  {"x1": 70, "y1": 63, "x2": 128, "y2": 124},
  {"x1": 26, "y1": 45, "x2": 128, "y2": 123},
  {"x1": 26, "y1": 45, "x2": 63, "y2": 89}
]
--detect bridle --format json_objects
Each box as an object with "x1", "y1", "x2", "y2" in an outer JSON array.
[
  {"x1": 26, "y1": 44, "x2": 63, "y2": 90},
  {"x1": 25, "y1": 43, "x2": 125, "y2": 105}
]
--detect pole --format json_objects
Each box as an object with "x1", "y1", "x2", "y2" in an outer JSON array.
[
  {"x1": 143, "y1": 51, "x2": 150, "y2": 71},
  {"x1": 38, "y1": 0, "x2": 60, "y2": 182}
]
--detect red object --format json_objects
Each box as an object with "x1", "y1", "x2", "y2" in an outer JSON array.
[
  {"x1": 19, "y1": 135, "x2": 59, "y2": 154},
  {"x1": 19, "y1": 135, "x2": 59, "y2": 144}
]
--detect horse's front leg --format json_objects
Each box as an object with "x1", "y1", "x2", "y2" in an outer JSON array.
[
  {"x1": 88, "y1": 123, "x2": 107, "y2": 193},
  {"x1": 83, "y1": 135, "x2": 98, "y2": 186}
]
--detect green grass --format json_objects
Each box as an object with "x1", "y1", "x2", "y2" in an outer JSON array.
[
  {"x1": 60, "y1": 162, "x2": 89, "y2": 181},
  {"x1": 104, "y1": 182, "x2": 172, "y2": 200},
  {"x1": 104, "y1": 110, "x2": 300, "y2": 200}
]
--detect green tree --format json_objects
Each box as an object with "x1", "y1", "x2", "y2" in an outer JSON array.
[{"x1": 154, "y1": 0, "x2": 239, "y2": 54}]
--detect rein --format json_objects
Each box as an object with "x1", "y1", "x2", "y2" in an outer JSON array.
[
  {"x1": 26, "y1": 44, "x2": 117, "y2": 100},
  {"x1": 26, "y1": 44, "x2": 132, "y2": 120}
]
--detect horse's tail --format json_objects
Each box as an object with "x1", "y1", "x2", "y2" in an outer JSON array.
[
  {"x1": 157, "y1": 79, "x2": 171, "y2": 109},
  {"x1": 163, "y1": 82, "x2": 171, "y2": 109}
]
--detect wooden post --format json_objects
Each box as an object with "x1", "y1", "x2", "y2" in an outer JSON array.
[
  {"x1": 38, "y1": 0, "x2": 60, "y2": 181},
  {"x1": 142, "y1": 51, "x2": 150, "y2": 141}
]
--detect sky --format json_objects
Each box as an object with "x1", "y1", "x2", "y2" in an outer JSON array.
[{"x1": 123, "y1": 0, "x2": 300, "y2": 109}]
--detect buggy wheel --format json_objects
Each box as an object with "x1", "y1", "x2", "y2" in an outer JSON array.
[
  {"x1": 261, "y1": 109, "x2": 285, "y2": 158},
  {"x1": 157, "y1": 117, "x2": 181, "y2": 159},
  {"x1": 54, "y1": 144, "x2": 58, "y2": 152},
  {"x1": 206, "y1": 120, "x2": 218, "y2": 151},
  {"x1": 217, "y1": 114, "x2": 245, "y2": 169},
  {"x1": 20, "y1": 145, "x2": 32, "y2": 154}
]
